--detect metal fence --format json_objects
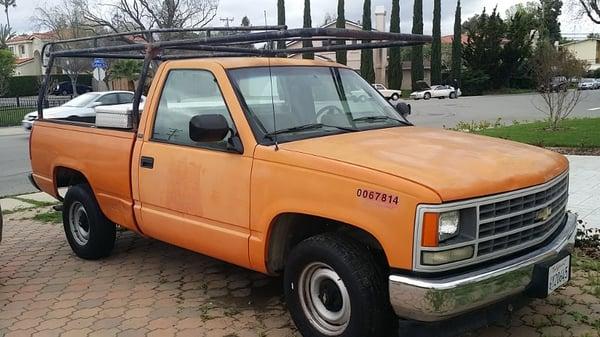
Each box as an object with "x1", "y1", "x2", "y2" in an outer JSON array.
[{"x1": 0, "y1": 96, "x2": 71, "y2": 127}]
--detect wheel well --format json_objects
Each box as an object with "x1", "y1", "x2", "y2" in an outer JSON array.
[
  {"x1": 55, "y1": 167, "x2": 89, "y2": 191},
  {"x1": 266, "y1": 213, "x2": 389, "y2": 275}
]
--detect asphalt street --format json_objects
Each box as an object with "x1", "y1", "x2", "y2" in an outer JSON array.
[
  {"x1": 1, "y1": 91, "x2": 600, "y2": 197},
  {"x1": 408, "y1": 90, "x2": 600, "y2": 127},
  {"x1": 0, "y1": 128, "x2": 36, "y2": 198}
]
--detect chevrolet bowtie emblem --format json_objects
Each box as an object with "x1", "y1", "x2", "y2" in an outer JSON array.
[{"x1": 536, "y1": 207, "x2": 552, "y2": 222}]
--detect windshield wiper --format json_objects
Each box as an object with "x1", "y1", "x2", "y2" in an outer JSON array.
[
  {"x1": 353, "y1": 116, "x2": 407, "y2": 124},
  {"x1": 264, "y1": 123, "x2": 358, "y2": 139}
]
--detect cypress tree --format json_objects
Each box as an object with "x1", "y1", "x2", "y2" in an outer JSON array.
[
  {"x1": 411, "y1": 0, "x2": 424, "y2": 90},
  {"x1": 360, "y1": 0, "x2": 375, "y2": 83},
  {"x1": 277, "y1": 0, "x2": 286, "y2": 52},
  {"x1": 431, "y1": 0, "x2": 442, "y2": 84},
  {"x1": 336, "y1": 0, "x2": 347, "y2": 65},
  {"x1": 452, "y1": 0, "x2": 462, "y2": 84},
  {"x1": 388, "y1": 0, "x2": 403, "y2": 89},
  {"x1": 303, "y1": 0, "x2": 314, "y2": 59}
]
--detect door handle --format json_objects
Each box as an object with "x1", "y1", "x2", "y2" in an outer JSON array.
[{"x1": 140, "y1": 156, "x2": 154, "y2": 169}]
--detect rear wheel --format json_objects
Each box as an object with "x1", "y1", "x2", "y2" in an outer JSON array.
[
  {"x1": 284, "y1": 233, "x2": 394, "y2": 337},
  {"x1": 63, "y1": 184, "x2": 116, "y2": 260}
]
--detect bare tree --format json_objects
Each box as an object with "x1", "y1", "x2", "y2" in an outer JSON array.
[
  {"x1": 533, "y1": 41, "x2": 588, "y2": 130},
  {"x1": 577, "y1": 0, "x2": 600, "y2": 23},
  {"x1": 35, "y1": 0, "x2": 95, "y2": 96},
  {"x1": 0, "y1": 0, "x2": 16, "y2": 29},
  {"x1": 78, "y1": 0, "x2": 219, "y2": 42},
  {"x1": 0, "y1": 23, "x2": 14, "y2": 49}
]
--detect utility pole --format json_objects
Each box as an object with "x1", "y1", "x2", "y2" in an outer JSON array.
[{"x1": 220, "y1": 17, "x2": 235, "y2": 27}]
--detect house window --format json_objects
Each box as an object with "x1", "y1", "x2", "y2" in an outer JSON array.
[{"x1": 19, "y1": 45, "x2": 25, "y2": 55}]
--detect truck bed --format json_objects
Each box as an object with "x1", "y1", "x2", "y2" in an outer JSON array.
[{"x1": 30, "y1": 120, "x2": 138, "y2": 230}]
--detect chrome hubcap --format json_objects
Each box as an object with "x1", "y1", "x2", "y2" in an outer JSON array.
[
  {"x1": 69, "y1": 201, "x2": 90, "y2": 246},
  {"x1": 299, "y1": 262, "x2": 351, "y2": 336}
]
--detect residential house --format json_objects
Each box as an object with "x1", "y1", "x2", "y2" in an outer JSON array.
[
  {"x1": 286, "y1": 6, "x2": 430, "y2": 90},
  {"x1": 6, "y1": 32, "x2": 58, "y2": 76},
  {"x1": 561, "y1": 39, "x2": 600, "y2": 71}
]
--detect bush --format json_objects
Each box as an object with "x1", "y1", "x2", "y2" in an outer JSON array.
[
  {"x1": 2, "y1": 74, "x2": 93, "y2": 97},
  {"x1": 461, "y1": 69, "x2": 490, "y2": 96}
]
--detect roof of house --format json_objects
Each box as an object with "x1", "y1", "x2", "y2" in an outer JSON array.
[
  {"x1": 8, "y1": 32, "x2": 58, "y2": 44},
  {"x1": 560, "y1": 38, "x2": 600, "y2": 47},
  {"x1": 441, "y1": 34, "x2": 469, "y2": 44},
  {"x1": 15, "y1": 57, "x2": 35, "y2": 65}
]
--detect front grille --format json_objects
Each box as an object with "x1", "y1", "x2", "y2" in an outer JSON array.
[{"x1": 476, "y1": 174, "x2": 568, "y2": 257}]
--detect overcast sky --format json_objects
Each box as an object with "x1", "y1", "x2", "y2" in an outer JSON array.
[{"x1": 3, "y1": 0, "x2": 597, "y2": 38}]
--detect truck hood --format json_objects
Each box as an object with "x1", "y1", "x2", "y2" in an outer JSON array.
[{"x1": 280, "y1": 127, "x2": 568, "y2": 202}]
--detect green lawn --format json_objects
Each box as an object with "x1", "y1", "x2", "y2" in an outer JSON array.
[
  {"x1": 0, "y1": 107, "x2": 31, "y2": 127},
  {"x1": 478, "y1": 118, "x2": 600, "y2": 148}
]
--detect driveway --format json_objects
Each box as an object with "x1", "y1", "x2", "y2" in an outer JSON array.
[{"x1": 0, "y1": 207, "x2": 598, "y2": 337}]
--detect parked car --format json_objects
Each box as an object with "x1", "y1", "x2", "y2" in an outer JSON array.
[
  {"x1": 372, "y1": 83, "x2": 402, "y2": 100},
  {"x1": 539, "y1": 76, "x2": 568, "y2": 92},
  {"x1": 22, "y1": 91, "x2": 144, "y2": 130},
  {"x1": 594, "y1": 78, "x2": 600, "y2": 89},
  {"x1": 578, "y1": 78, "x2": 596, "y2": 90},
  {"x1": 30, "y1": 57, "x2": 577, "y2": 337},
  {"x1": 410, "y1": 84, "x2": 461, "y2": 100},
  {"x1": 52, "y1": 82, "x2": 93, "y2": 96}
]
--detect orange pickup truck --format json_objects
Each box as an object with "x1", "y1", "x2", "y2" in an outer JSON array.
[{"x1": 29, "y1": 57, "x2": 577, "y2": 337}]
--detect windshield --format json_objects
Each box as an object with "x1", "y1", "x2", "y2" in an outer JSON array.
[
  {"x1": 62, "y1": 93, "x2": 101, "y2": 107},
  {"x1": 228, "y1": 66, "x2": 407, "y2": 144}
]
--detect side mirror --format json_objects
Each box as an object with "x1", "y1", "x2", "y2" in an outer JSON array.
[
  {"x1": 189, "y1": 114, "x2": 230, "y2": 142},
  {"x1": 395, "y1": 102, "x2": 411, "y2": 117}
]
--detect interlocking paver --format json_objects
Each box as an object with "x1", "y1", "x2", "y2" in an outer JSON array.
[{"x1": 1, "y1": 208, "x2": 599, "y2": 337}]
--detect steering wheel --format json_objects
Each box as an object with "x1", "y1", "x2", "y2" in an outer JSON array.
[{"x1": 316, "y1": 105, "x2": 345, "y2": 123}]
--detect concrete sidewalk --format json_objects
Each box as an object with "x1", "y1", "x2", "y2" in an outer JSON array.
[{"x1": 1, "y1": 156, "x2": 598, "y2": 228}]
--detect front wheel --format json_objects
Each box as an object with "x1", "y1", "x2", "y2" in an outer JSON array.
[
  {"x1": 284, "y1": 233, "x2": 393, "y2": 337},
  {"x1": 63, "y1": 184, "x2": 116, "y2": 260},
  {"x1": 450, "y1": 92, "x2": 457, "y2": 99},
  {"x1": 391, "y1": 93, "x2": 400, "y2": 100},
  {"x1": 424, "y1": 92, "x2": 431, "y2": 100}
]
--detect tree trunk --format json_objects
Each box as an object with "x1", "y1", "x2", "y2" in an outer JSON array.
[
  {"x1": 277, "y1": 0, "x2": 286, "y2": 54},
  {"x1": 70, "y1": 75, "x2": 78, "y2": 97},
  {"x1": 452, "y1": 0, "x2": 462, "y2": 87},
  {"x1": 302, "y1": 0, "x2": 314, "y2": 59},
  {"x1": 360, "y1": 0, "x2": 375, "y2": 83},
  {"x1": 411, "y1": 0, "x2": 424, "y2": 91},
  {"x1": 336, "y1": 0, "x2": 347, "y2": 65},
  {"x1": 431, "y1": 0, "x2": 442, "y2": 85},
  {"x1": 388, "y1": 0, "x2": 403, "y2": 90}
]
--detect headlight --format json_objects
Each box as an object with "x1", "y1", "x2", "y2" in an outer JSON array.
[
  {"x1": 438, "y1": 211, "x2": 460, "y2": 242},
  {"x1": 422, "y1": 246, "x2": 474, "y2": 266}
]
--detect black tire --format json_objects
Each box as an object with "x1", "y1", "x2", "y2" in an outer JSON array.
[
  {"x1": 450, "y1": 92, "x2": 457, "y2": 99},
  {"x1": 284, "y1": 233, "x2": 394, "y2": 337},
  {"x1": 61, "y1": 90, "x2": 68, "y2": 96},
  {"x1": 391, "y1": 93, "x2": 400, "y2": 101},
  {"x1": 63, "y1": 184, "x2": 116, "y2": 260},
  {"x1": 424, "y1": 92, "x2": 431, "y2": 100}
]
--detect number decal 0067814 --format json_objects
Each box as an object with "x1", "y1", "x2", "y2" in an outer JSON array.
[{"x1": 356, "y1": 188, "x2": 399, "y2": 206}]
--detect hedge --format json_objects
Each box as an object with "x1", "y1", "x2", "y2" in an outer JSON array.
[{"x1": 2, "y1": 74, "x2": 93, "y2": 97}]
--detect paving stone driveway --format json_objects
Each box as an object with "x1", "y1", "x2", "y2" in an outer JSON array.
[{"x1": 1, "y1": 207, "x2": 599, "y2": 337}]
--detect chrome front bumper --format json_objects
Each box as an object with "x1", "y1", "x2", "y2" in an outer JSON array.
[{"x1": 389, "y1": 212, "x2": 577, "y2": 322}]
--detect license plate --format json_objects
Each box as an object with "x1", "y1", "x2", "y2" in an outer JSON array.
[{"x1": 547, "y1": 255, "x2": 570, "y2": 294}]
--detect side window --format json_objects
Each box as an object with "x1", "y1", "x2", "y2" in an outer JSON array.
[
  {"x1": 118, "y1": 93, "x2": 134, "y2": 104},
  {"x1": 152, "y1": 69, "x2": 235, "y2": 150},
  {"x1": 97, "y1": 94, "x2": 119, "y2": 106}
]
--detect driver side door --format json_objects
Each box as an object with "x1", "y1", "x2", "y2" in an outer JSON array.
[{"x1": 136, "y1": 67, "x2": 252, "y2": 267}]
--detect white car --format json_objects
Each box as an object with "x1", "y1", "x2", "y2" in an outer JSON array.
[
  {"x1": 22, "y1": 91, "x2": 144, "y2": 130},
  {"x1": 578, "y1": 78, "x2": 596, "y2": 90},
  {"x1": 410, "y1": 85, "x2": 461, "y2": 100},
  {"x1": 372, "y1": 83, "x2": 402, "y2": 100}
]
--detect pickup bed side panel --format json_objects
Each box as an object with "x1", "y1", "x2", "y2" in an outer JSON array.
[{"x1": 30, "y1": 121, "x2": 138, "y2": 231}]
